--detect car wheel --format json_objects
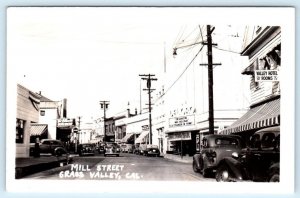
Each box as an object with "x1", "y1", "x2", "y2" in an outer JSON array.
[
  {"x1": 269, "y1": 173, "x2": 280, "y2": 182},
  {"x1": 202, "y1": 168, "x2": 211, "y2": 178},
  {"x1": 104, "y1": 154, "x2": 106, "y2": 157},
  {"x1": 117, "y1": 154, "x2": 119, "y2": 157},
  {"x1": 56, "y1": 149, "x2": 62, "y2": 157},
  {"x1": 193, "y1": 160, "x2": 200, "y2": 173},
  {"x1": 216, "y1": 165, "x2": 231, "y2": 182}
]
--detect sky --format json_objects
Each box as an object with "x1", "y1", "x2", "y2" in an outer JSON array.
[
  {"x1": 7, "y1": 7, "x2": 250, "y2": 120},
  {"x1": 8, "y1": 7, "x2": 189, "y2": 119}
]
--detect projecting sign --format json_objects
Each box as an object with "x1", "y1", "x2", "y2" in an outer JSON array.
[
  {"x1": 255, "y1": 70, "x2": 279, "y2": 82},
  {"x1": 57, "y1": 118, "x2": 74, "y2": 128},
  {"x1": 169, "y1": 115, "x2": 195, "y2": 128}
]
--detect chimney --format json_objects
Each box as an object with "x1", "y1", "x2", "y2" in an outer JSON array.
[
  {"x1": 127, "y1": 102, "x2": 130, "y2": 117},
  {"x1": 135, "y1": 108, "x2": 137, "y2": 115}
]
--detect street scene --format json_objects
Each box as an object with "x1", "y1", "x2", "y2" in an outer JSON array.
[
  {"x1": 7, "y1": 7, "x2": 289, "y2": 187},
  {"x1": 22, "y1": 153, "x2": 213, "y2": 181}
]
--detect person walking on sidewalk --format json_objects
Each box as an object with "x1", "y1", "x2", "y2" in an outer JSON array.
[{"x1": 34, "y1": 137, "x2": 40, "y2": 158}]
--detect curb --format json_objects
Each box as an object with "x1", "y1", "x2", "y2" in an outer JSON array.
[{"x1": 15, "y1": 158, "x2": 70, "y2": 179}]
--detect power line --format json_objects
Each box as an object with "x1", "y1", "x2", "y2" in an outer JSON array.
[
  {"x1": 154, "y1": 44, "x2": 204, "y2": 103},
  {"x1": 213, "y1": 46, "x2": 241, "y2": 54}
]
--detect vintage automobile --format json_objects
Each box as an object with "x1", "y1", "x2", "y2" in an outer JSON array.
[
  {"x1": 97, "y1": 143, "x2": 105, "y2": 154},
  {"x1": 192, "y1": 134, "x2": 243, "y2": 177},
  {"x1": 139, "y1": 144, "x2": 147, "y2": 155},
  {"x1": 120, "y1": 143, "x2": 133, "y2": 153},
  {"x1": 215, "y1": 126, "x2": 280, "y2": 182},
  {"x1": 30, "y1": 139, "x2": 68, "y2": 156},
  {"x1": 104, "y1": 142, "x2": 121, "y2": 157},
  {"x1": 144, "y1": 145, "x2": 160, "y2": 157},
  {"x1": 133, "y1": 144, "x2": 142, "y2": 155},
  {"x1": 78, "y1": 143, "x2": 95, "y2": 156}
]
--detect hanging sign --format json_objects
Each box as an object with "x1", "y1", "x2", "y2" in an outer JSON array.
[{"x1": 255, "y1": 70, "x2": 279, "y2": 82}]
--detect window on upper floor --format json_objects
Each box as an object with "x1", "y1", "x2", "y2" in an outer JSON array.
[{"x1": 40, "y1": 110, "x2": 45, "y2": 116}]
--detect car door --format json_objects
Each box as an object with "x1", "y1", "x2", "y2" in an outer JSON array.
[
  {"x1": 245, "y1": 132, "x2": 278, "y2": 181},
  {"x1": 40, "y1": 140, "x2": 51, "y2": 153}
]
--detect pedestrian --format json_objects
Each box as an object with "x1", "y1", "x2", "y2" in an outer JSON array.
[{"x1": 34, "y1": 137, "x2": 40, "y2": 158}]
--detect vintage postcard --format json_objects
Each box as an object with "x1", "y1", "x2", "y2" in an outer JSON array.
[{"x1": 6, "y1": 7, "x2": 295, "y2": 193}]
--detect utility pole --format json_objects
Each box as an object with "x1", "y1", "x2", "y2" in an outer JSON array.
[
  {"x1": 100, "y1": 101, "x2": 109, "y2": 142},
  {"x1": 200, "y1": 25, "x2": 221, "y2": 134},
  {"x1": 139, "y1": 74, "x2": 157, "y2": 144},
  {"x1": 78, "y1": 116, "x2": 81, "y2": 143}
]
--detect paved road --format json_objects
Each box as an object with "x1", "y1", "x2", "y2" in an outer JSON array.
[{"x1": 23, "y1": 153, "x2": 215, "y2": 182}]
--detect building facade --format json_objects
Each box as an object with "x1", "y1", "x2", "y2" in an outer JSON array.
[
  {"x1": 38, "y1": 95, "x2": 67, "y2": 140},
  {"x1": 16, "y1": 84, "x2": 41, "y2": 158},
  {"x1": 220, "y1": 26, "x2": 281, "y2": 141},
  {"x1": 152, "y1": 25, "x2": 250, "y2": 156}
]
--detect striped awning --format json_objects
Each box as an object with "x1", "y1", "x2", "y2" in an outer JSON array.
[
  {"x1": 120, "y1": 133, "x2": 134, "y2": 143},
  {"x1": 30, "y1": 124, "x2": 48, "y2": 136},
  {"x1": 135, "y1": 131, "x2": 149, "y2": 144},
  {"x1": 220, "y1": 98, "x2": 280, "y2": 134}
]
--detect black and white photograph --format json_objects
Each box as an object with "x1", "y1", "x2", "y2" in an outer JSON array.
[{"x1": 6, "y1": 7, "x2": 295, "y2": 193}]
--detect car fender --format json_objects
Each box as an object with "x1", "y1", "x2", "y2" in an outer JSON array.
[
  {"x1": 54, "y1": 147, "x2": 67, "y2": 155},
  {"x1": 218, "y1": 157, "x2": 246, "y2": 181},
  {"x1": 193, "y1": 153, "x2": 201, "y2": 170},
  {"x1": 193, "y1": 154, "x2": 203, "y2": 170},
  {"x1": 268, "y1": 162, "x2": 280, "y2": 179}
]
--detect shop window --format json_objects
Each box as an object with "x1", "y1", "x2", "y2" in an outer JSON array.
[
  {"x1": 40, "y1": 110, "x2": 45, "y2": 116},
  {"x1": 16, "y1": 119, "x2": 25, "y2": 143}
]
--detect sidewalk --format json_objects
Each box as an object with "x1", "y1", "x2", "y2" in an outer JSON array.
[
  {"x1": 163, "y1": 153, "x2": 193, "y2": 164},
  {"x1": 15, "y1": 154, "x2": 72, "y2": 179}
]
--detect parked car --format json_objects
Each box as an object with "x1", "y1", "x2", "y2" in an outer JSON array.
[
  {"x1": 133, "y1": 144, "x2": 141, "y2": 155},
  {"x1": 139, "y1": 144, "x2": 147, "y2": 155},
  {"x1": 97, "y1": 143, "x2": 105, "y2": 154},
  {"x1": 192, "y1": 134, "x2": 243, "y2": 177},
  {"x1": 144, "y1": 145, "x2": 160, "y2": 157},
  {"x1": 215, "y1": 126, "x2": 280, "y2": 182},
  {"x1": 78, "y1": 143, "x2": 95, "y2": 156},
  {"x1": 104, "y1": 142, "x2": 121, "y2": 157},
  {"x1": 120, "y1": 143, "x2": 133, "y2": 153},
  {"x1": 30, "y1": 139, "x2": 67, "y2": 156}
]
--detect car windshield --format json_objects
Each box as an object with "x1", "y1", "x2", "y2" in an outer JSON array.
[
  {"x1": 82, "y1": 144, "x2": 93, "y2": 147},
  {"x1": 215, "y1": 138, "x2": 239, "y2": 146}
]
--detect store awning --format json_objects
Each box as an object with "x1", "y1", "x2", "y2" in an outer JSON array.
[
  {"x1": 135, "y1": 131, "x2": 149, "y2": 144},
  {"x1": 120, "y1": 133, "x2": 134, "y2": 143},
  {"x1": 220, "y1": 98, "x2": 280, "y2": 134},
  {"x1": 30, "y1": 124, "x2": 48, "y2": 136}
]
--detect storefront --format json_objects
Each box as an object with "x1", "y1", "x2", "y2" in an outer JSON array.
[
  {"x1": 165, "y1": 114, "x2": 198, "y2": 156},
  {"x1": 30, "y1": 124, "x2": 48, "y2": 143},
  {"x1": 167, "y1": 130, "x2": 198, "y2": 156},
  {"x1": 220, "y1": 96, "x2": 280, "y2": 143},
  {"x1": 16, "y1": 84, "x2": 41, "y2": 158}
]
